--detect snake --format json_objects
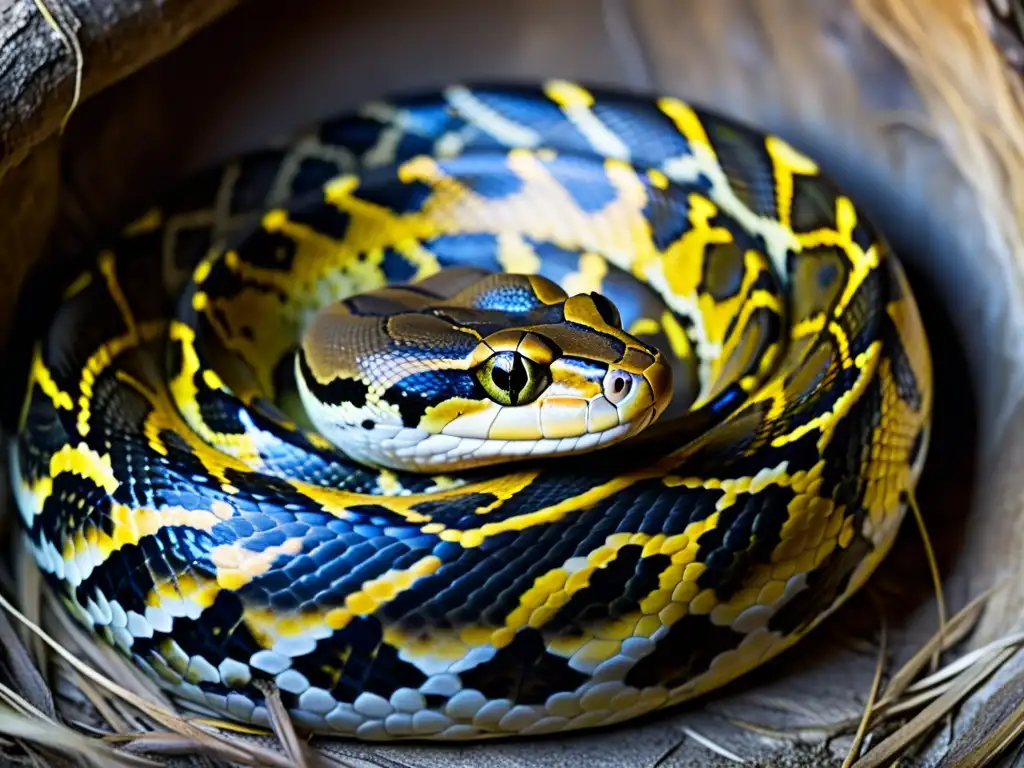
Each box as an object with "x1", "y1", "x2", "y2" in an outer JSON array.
[{"x1": 9, "y1": 80, "x2": 933, "y2": 741}]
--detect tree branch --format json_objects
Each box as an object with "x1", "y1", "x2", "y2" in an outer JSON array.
[{"x1": 0, "y1": 0, "x2": 240, "y2": 182}]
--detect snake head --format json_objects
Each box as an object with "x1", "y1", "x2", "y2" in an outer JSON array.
[
  {"x1": 461, "y1": 294, "x2": 671, "y2": 442},
  {"x1": 295, "y1": 272, "x2": 672, "y2": 472}
]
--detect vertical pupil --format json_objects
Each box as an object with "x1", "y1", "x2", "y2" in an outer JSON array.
[
  {"x1": 491, "y1": 359, "x2": 511, "y2": 391},
  {"x1": 490, "y1": 353, "x2": 532, "y2": 405},
  {"x1": 509, "y1": 354, "x2": 528, "y2": 404}
]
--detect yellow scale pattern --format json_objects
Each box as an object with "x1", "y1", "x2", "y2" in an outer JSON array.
[{"x1": 11, "y1": 80, "x2": 933, "y2": 741}]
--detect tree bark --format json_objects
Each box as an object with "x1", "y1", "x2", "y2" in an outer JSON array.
[
  {"x1": 0, "y1": 0, "x2": 238, "y2": 344},
  {"x1": 0, "y1": 0, "x2": 239, "y2": 180}
]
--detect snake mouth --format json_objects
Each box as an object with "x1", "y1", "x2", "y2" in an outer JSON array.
[
  {"x1": 372, "y1": 398, "x2": 665, "y2": 472},
  {"x1": 295, "y1": 323, "x2": 675, "y2": 472},
  {"x1": 382, "y1": 358, "x2": 673, "y2": 471},
  {"x1": 306, "y1": 368, "x2": 671, "y2": 473}
]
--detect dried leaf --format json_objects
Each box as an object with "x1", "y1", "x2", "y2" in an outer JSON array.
[
  {"x1": 877, "y1": 584, "x2": 998, "y2": 707},
  {"x1": 255, "y1": 680, "x2": 311, "y2": 768},
  {"x1": 0, "y1": 591, "x2": 293, "y2": 768},
  {"x1": 0, "y1": 709, "x2": 157, "y2": 768},
  {"x1": 851, "y1": 646, "x2": 1017, "y2": 768},
  {"x1": 906, "y1": 493, "x2": 947, "y2": 671},
  {"x1": 0, "y1": 594, "x2": 53, "y2": 719},
  {"x1": 935, "y1": 663, "x2": 1024, "y2": 768},
  {"x1": 679, "y1": 726, "x2": 746, "y2": 764},
  {"x1": 844, "y1": 618, "x2": 888, "y2": 767}
]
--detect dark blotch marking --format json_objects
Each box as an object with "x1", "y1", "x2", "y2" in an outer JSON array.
[
  {"x1": 71, "y1": 539, "x2": 153, "y2": 621},
  {"x1": 18, "y1": 392, "x2": 70, "y2": 461},
  {"x1": 288, "y1": 201, "x2": 353, "y2": 241},
  {"x1": 884, "y1": 314, "x2": 924, "y2": 410},
  {"x1": 172, "y1": 228, "x2": 214, "y2": 279},
  {"x1": 624, "y1": 613, "x2": 747, "y2": 689},
  {"x1": 700, "y1": 241, "x2": 746, "y2": 302},
  {"x1": 353, "y1": 177, "x2": 435, "y2": 215},
  {"x1": 695, "y1": 485, "x2": 796, "y2": 599},
  {"x1": 162, "y1": 590, "x2": 263, "y2": 676},
  {"x1": 382, "y1": 370, "x2": 484, "y2": 427},
  {"x1": 380, "y1": 246, "x2": 420, "y2": 283},
  {"x1": 380, "y1": 386, "x2": 428, "y2": 428},
  {"x1": 293, "y1": 157, "x2": 349, "y2": 197},
  {"x1": 194, "y1": 388, "x2": 248, "y2": 436},
  {"x1": 411, "y1": 493, "x2": 499, "y2": 523},
  {"x1": 539, "y1": 546, "x2": 668, "y2": 631},
  {"x1": 166, "y1": 332, "x2": 186, "y2": 380},
  {"x1": 359, "y1": 639, "x2": 430, "y2": 699},
  {"x1": 76, "y1": 526, "x2": 214, "y2": 627},
  {"x1": 314, "y1": 616, "x2": 427, "y2": 703},
  {"x1": 381, "y1": 548, "x2": 490, "y2": 626},
  {"x1": 457, "y1": 627, "x2": 589, "y2": 704},
  {"x1": 229, "y1": 150, "x2": 288, "y2": 214},
  {"x1": 296, "y1": 349, "x2": 368, "y2": 407},
  {"x1": 702, "y1": 122, "x2": 778, "y2": 218},
  {"x1": 769, "y1": 528, "x2": 872, "y2": 636},
  {"x1": 817, "y1": 377, "x2": 884, "y2": 515},
  {"x1": 233, "y1": 227, "x2": 298, "y2": 273},
  {"x1": 588, "y1": 293, "x2": 621, "y2": 328},
  {"x1": 789, "y1": 174, "x2": 839, "y2": 234},
  {"x1": 643, "y1": 184, "x2": 692, "y2": 251},
  {"x1": 852, "y1": 218, "x2": 876, "y2": 254},
  {"x1": 319, "y1": 114, "x2": 390, "y2": 157},
  {"x1": 838, "y1": 268, "x2": 885, "y2": 361}
]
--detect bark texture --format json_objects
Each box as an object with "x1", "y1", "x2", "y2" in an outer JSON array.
[{"x1": 0, "y1": 0, "x2": 238, "y2": 345}]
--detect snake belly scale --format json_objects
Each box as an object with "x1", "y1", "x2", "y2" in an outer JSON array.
[{"x1": 10, "y1": 80, "x2": 932, "y2": 740}]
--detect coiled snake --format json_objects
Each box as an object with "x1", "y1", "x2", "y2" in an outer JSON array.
[{"x1": 10, "y1": 81, "x2": 932, "y2": 741}]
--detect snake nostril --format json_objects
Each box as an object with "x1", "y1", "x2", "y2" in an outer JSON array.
[{"x1": 604, "y1": 371, "x2": 633, "y2": 404}]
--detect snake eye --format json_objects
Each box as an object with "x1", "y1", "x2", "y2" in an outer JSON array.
[
  {"x1": 589, "y1": 293, "x2": 622, "y2": 329},
  {"x1": 476, "y1": 351, "x2": 550, "y2": 407}
]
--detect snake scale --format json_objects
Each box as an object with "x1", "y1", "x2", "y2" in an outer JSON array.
[{"x1": 9, "y1": 81, "x2": 932, "y2": 741}]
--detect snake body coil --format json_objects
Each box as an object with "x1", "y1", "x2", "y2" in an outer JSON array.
[{"x1": 10, "y1": 81, "x2": 932, "y2": 741}]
